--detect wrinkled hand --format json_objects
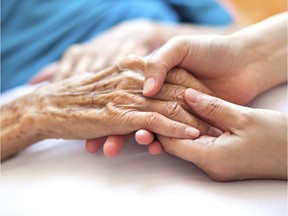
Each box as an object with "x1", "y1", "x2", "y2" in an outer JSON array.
[
  {"x1": 31, "y1": 20, "x2": 165, "y2": 83},
  {"x1": 157, "y1": 89, "x2": 287, "y2": 181},
  {"x1": 85, "y1": 56, "x2": 222, "y2": 157},
  {"x1": 31, "y1": 57, "x2": 215, "y2": 144}
]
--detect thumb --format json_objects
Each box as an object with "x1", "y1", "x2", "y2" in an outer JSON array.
[
  {"x1": 143, "y1": 36, "x2": 190, "y2": 97},
  {"x1": 184, "y1": 88, "x2": 244, "y2": 131}
]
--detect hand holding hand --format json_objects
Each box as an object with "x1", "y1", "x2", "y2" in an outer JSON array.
[
  {"x1": 2, "y1": 56, "x2": 216, "y2": 160},
  {"x1": 157, "y1": 89, "x2": 287, "y2": 181},
  {"x1": 143, "y1": 13, "x2": 287, "y2": 105}
]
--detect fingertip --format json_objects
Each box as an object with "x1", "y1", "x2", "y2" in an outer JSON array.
[
  {"x1": 185, "y1": 127, "x2": 200, "y2": 138},
  {"x1": 103, "y1": 135, "x2": 127, "y2": 158},
  {"x1": 148, "y1": 141, "x2": 165, "y2": 155},
  {"x1": 143, "y1": 60, "x2": 167, "y2": 97},
  {"x1": 143, "y1": 78, "x2": 156, "y2": 96},
  {"x1": 103, "y1": 141, "x2": 119, "y2": 158},
  {"x1": 184, "y1": 88, "x2": 202, "y2": 105},
  {"x1": 135, "y1": 129, "x2": 154, "y2": 145},
  {"x1": 85, "y1": 139, "x2": 105, "y2": 153}
]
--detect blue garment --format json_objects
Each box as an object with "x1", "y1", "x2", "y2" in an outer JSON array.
[{"x1": 1, "y1": 0, "x2": 232, "y2": 92}]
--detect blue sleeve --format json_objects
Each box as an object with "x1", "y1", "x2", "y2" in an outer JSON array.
[
  {"x1": 1, "y1": 0, "x2": 232, "y2": 92},
  {"x1": 165, "y1": 0, "x2": 232, "y2": 25}
]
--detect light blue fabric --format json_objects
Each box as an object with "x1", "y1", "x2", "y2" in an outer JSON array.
[{"x1": 1, "y1": 0, "x2": 232, "y2": 92}]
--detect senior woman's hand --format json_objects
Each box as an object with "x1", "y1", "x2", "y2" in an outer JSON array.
[{"x1": 1, "y1": 56, "x2": 215, "y2": 161}]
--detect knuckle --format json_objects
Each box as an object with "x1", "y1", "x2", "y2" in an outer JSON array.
[
  {"x1": 171, "y1": 68, "x2": 187, "y2": 84},
  {"x1": 206, "y1": 98, "x2": 223, "y2": 117},
  {"x1": 165, "y1": 101, "x2": 182, "y2": 118},
  {"x1": 144, "y1": 113, "x2": 162, "y2": 129}
]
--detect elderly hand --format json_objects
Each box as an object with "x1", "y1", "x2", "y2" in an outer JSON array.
[
  {"x1": 158, "y1": 89, "x2": 287, "y2": 181},
  {"x1": 84, "y1": 56, "x2": 224, "y2": 157},
  {"x1": 1, "y1": 56, "x2": 216, "y2": 160}
]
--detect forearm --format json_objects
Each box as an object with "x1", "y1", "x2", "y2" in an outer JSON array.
[
  {"x1": 230, "y1": 12, "x2": 287, "y2": 94},
  {"x1": 1, "y1": 95, "x2": 44, "y2": 161}
]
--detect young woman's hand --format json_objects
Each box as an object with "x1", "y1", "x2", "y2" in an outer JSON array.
[
  {"x1": 157, "y1": 89, "x2": 287, "y2": 181},
  {"x1": 143, "y1": 12, "x2": 287, "y2": 105}
]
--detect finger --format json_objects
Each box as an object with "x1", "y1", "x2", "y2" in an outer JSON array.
[
  {"x1": 136, "y1": 111, "x2": 200, "y2": 139},
  {"x1": 146, "y1": 98, "x2": 212, "y2": 135},
  {"x1": 165, "y1": 67, "x2": 212, "y2": 95},
  {"x1": 53, "y1": 45, "x2": 83, "y2": 82},
  {"x1": 184, "y1": 88, "x2": 246, "y2": 131},
  {"x1": 74, "y1": 55, "x2": 93, "y2": 75},
  {"x1": 143, "y1": 36, "x2": 190, "y2": 96},
  {"x1": 85, "y1": 137, "x2": 107, "y2": 153},
  {"x1": 135, "y1": 129, "x2": 154, "y2": 145},
  {"x1": 116, "y1": 54, "x2": 146, "y2": 73},
  {"x1": 80, "y1": 65, "x2": 118, "y2": 85},
  {"x1": 148, "y1": 140, "x2": 165, "y2": 155},
  {"x1": 30, "y1": 63, "x2": 59, "y2": 84},
  {"x1": 89, "y1": 55, "x2": 110, "y2": 72},
  {"x1": 103, "y1": 135, "x2": 128, "y2": 158},
  {"x1": 157, "y1": 135, "x2": 202, "y2": 163}
]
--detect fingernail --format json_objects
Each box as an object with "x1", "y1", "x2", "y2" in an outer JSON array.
[
  {"x1": 143, "y1": 78, "x2": 156, "y2": 94},
  {"x1": 185, "y1": 89, "x2": 200, "y2": 103},
  {"x1": 185, "y1": 127, "x2": 200, "y2": 138},
  {"x1": 208, "y1": 127, "x2": 222, "y2": 137}
]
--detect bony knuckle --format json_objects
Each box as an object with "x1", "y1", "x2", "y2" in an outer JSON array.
[
  {"x1": 169, "y1": 68, "x2": 186, "y2": 84},
  {"x1": 144, "y1": 113, "x2": 159, "y2": 128},
  {"x1": 206, "y1": 98, "x2": 222, "y2": 117},
  {"x1": 166, "y1": 101, "x2": 182, "y2": 117}
]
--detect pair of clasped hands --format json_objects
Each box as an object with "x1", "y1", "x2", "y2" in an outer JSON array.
[{"x1": 33, "y1": 13, "x2": 287, "y2": 181}]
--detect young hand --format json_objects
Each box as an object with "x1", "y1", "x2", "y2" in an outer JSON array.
[{"x1": 157, "y1": 88, "x2": 287, "y2": 181}]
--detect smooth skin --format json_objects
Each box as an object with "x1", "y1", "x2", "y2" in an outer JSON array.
[{"x1": 158, "y1": 88, "x2": 287, "y2": 181}]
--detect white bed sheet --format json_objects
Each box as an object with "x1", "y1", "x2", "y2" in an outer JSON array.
[{"x1": 1, "y1": 84, "x2": 287, "y2": 216}]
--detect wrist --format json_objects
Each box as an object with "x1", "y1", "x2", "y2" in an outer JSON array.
[
  {"x1": 228, "y1": 13, "x2": 287, "y2": 95},
  {"x1": 1, "y1": 94, "x2": 45, "y2": 160}
]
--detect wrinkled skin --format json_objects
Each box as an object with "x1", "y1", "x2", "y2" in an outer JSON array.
[
  {"x1": 34, "y1": 57, "x2": 213, "y2": 139},
  {"x1": 1, "y1": 56, "x2": 214, "y2": 160}
]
